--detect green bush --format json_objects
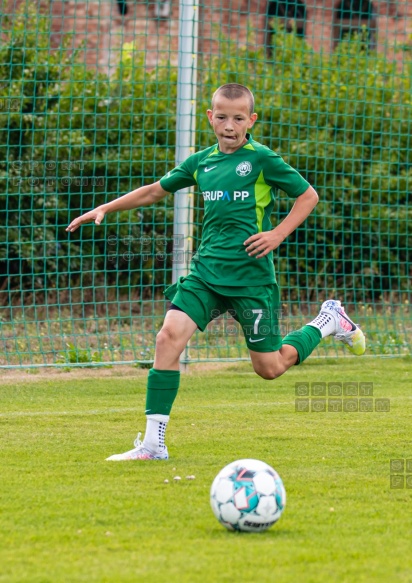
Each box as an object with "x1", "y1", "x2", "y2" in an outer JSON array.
[
  {"x1": 0, "y1": 7, "x2": 178, "y2": 304},
  {"x1": 200, "y1": 30, "x2": 411, "y2": 303},
  {"x1": 0, "y1": 9, "x2": 410, "y2": 307}
]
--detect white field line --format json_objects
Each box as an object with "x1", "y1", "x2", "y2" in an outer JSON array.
[
  {"x1": 0, "y1": 402, "x2": 290, "y2": 419},
  {"x1": 0, "y1": 407, "x2": 140, "y2": 418}
]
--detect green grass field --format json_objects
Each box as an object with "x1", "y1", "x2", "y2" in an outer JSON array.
[{"x1": 1, "y1": 357, "x2": 411, "y2": 583}]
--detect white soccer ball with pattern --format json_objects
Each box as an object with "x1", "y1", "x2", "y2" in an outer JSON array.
[{"x1": 210, "y1": 459, "x2": 286, "y2": 532}]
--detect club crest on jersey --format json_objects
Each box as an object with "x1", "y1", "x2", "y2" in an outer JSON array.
[{"x1": 236, "y1": 161, "x2": 252, "y2": 176}]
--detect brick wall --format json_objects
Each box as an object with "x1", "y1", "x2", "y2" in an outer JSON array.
[{"x1": 2, "y1": 0, "x2": 412, "y2": 71}]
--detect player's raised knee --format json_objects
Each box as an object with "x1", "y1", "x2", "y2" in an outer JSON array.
[{"x1": 253, "y1": 363, "x2": 286, "y2": 380}]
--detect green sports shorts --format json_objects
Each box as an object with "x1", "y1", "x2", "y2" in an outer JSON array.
[{"x1": 163, "y1": 272, "x2": 283, "y2": 353}]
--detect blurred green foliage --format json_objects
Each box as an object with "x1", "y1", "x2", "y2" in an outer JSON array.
[{"x1": 0, "y1": 8, "x2": 410, "y2": 307}]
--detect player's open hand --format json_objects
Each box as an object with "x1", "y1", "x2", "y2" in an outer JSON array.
[
  {"x1": 66, "y1": 207, "x2": 106, "y2": 233},
  {"x1": 244, "y1": 229, "x2": 284, "y2": 259}
]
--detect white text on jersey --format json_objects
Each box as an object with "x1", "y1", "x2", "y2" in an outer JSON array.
[{"x1": 202, "y1": 190, "x2": 250, "y2": 201}]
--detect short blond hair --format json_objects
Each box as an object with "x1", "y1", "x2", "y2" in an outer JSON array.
[{"x1": 211, "y1": 83, "x2": 255, "y2": 114}]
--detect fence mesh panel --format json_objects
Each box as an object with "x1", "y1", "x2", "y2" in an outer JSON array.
[{"x1": 0, "y1": 0, "x2": 411, "y2": 367}]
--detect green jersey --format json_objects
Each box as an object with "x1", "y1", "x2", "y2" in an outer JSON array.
[{"x1": 160, "y1": 134, "x2": 310, "y2": 286}]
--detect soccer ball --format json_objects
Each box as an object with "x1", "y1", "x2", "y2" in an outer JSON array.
[{"x1": 210, "y1": 459, "x2": 286, "y2": 532}]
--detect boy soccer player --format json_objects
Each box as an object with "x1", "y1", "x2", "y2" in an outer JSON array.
[{"x1": 66, "y1": 83, "x2": 365, "y2": 461}]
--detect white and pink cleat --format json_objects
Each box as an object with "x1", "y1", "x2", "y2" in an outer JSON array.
[
  {"x1": 106, "y1": 433, "x2": 169, "y2": 461},
  {"x1": 311, "y1": 299, "x2": 366, "y2": 356}
]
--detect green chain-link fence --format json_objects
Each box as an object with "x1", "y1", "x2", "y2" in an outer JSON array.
[{"x1": 0, "y1": 0, "x2": 410, "y2": 368}]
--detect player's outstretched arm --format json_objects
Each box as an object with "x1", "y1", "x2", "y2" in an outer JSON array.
[
  {"x1": 66, "y1": 181, "x2": 170, "y2": 233},
  {"x1": 244, "y1": 186, "x2": 319, "y2": 258}
]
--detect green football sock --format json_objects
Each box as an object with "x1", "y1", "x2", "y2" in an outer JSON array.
[
  {"x1": 145, "y1": 368, "x2": 180, "y2": 416},
  {"x1": 282, "y1": 325, "x2": 322, "y2": 365}
]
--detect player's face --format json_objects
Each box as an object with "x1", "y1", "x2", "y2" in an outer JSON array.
[{"x1": 207, "y1": 96, "x2": 258, "y2": 154}]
